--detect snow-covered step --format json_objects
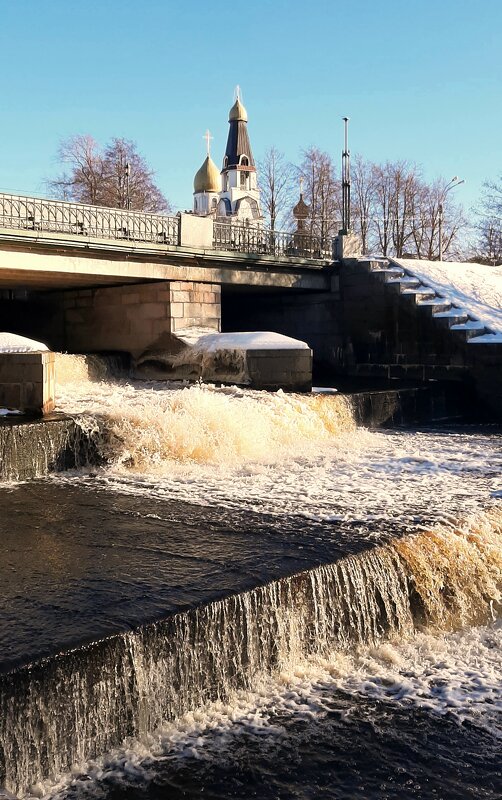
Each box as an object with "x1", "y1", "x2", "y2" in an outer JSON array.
[
  {"x1": 450, "y1": 320, "x2": 488, "y2": 340},
  {"x1": 419, "y1": 300, "x2": 453, "y2": 314},
  {"x1": 362, "y1": 258, "x2": 390, "y2": 269},
  {"x1": 468, "y1": 332, "x2": 502, "y2": 344},
  {"x1": 433, "y1": 308, "x2": 469, "y2": 326},
  {"x1": 402, "y1": 288, "x2": 437, "y2": 302},
  {"x1": 373, "y1": 268, "x2": 406, "y2": 282},
  {"x1": 386, "y1": 275, "x2": 420, "y2": 286},
  {"x1": 374, "y1": 266, "x2": 405, "y2": 276}
]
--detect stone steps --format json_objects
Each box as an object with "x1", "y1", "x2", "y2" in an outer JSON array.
[{"x1": 360, "y1": 258, "x2": 498, "y2": 347}]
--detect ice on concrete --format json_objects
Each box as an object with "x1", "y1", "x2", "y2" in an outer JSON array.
[
  {"x1": 393, "y1": 260, "x2": 502, "y2": 335},
  {"x1": 0, "y1": 332, "x2": 49, "y2": 353}
]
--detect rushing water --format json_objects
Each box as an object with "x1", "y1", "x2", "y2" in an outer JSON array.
[{"x1": 0, "y1": 357, "x2": 501, "y2": 799}]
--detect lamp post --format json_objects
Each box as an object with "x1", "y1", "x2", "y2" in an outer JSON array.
[
  {"x1": 438, "y1": 176, "x2": 464, "y2": 261},
  {"x1": 341, "y1": 117, "x2": 351, "y2": 234},
  {"x1": 125, "y1": 162, "x2": 131, "y2": 211}
]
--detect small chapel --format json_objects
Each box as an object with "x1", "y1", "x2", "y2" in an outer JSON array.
[{"x1": 193, "y1": 89, "x2": 263, "y2": 224}]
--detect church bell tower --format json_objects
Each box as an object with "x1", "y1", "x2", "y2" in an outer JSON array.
[{"x1": 217, "y1": 88, "x2": 262, "y2": 223}]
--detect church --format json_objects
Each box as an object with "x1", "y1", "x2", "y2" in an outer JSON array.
[{"x1": 193, "y1": 90, "x2": 263, "y2": 224}]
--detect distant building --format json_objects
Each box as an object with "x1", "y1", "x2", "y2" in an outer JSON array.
[{"x1": 193, "y1": 89, "x2": 262, "y2": 225}]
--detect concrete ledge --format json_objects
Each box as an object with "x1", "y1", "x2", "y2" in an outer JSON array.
[{"x1": 246, "y1": 349, "x2": 313, "y2": 392}]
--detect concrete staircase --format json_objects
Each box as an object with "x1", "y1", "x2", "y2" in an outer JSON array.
[
  {"x1": 339, "y1": 257, "x2": 502, "y2": 419},
  {"x1": 363, "y1": 258, "x2": 501, "y2": 346}
]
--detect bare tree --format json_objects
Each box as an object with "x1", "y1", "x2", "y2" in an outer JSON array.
[
  {"x1": 371, "y1": 162, "x2": 395, "y2": 256},
  {"x1": 473, "y1": 176, "x2": 502, "y2": 265},
  {"x1": 351, "y1": 155, "x2": 375, "y2": 254},
  {"x1": 408, "y1": 178, "x2": 466, "y2": 260},
  {"x1": 101, "y1": 138, "x2": 170, "y2": 212},
  {"x1": 258, "y1": 147, "x2": 293, "y2": 231},
  {"x1": 49, "y1": 135, "x2": 106, "y2": 204},
  {"x1": 298, "y1": 147, "x2": 341, "y2": 242},
  {"x1": 48, "y1": 135, "x2": 170, "y2": 212}
]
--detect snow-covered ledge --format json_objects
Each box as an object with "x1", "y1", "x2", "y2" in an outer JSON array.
[
  {"x1": 0, "y1": 333, "x2": 55, "y2": 415},
  {"x1": 136, "y1": 330, "x2": 313, "y2": 392}
]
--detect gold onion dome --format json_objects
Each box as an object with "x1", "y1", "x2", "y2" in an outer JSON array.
[
  {"x1": 229, "y1": 97, "x2": 248, "y2": 122},
  {"x1": 194, "y1": 155, "x2": 221, "y2": 193}
]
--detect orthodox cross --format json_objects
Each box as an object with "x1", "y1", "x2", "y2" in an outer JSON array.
[{"x1": 203, "y1": 129, "x2": 213, "y2": 156}]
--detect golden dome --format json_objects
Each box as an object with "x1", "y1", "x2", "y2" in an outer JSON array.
[
  {"x1": 193, "y1": 155, "x2": 221, "y2": 193},
  {"x1": 229, "y1": 97, "x2": 248, "y2": 123}
]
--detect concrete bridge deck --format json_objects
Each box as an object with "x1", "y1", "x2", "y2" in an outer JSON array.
[{"x1": 0, "y1": 227, "x2": 332, "y2": 291}]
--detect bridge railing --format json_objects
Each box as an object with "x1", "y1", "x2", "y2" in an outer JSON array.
[
  {"x1": 213, "y1": 221, "x2": 334, "y2": 260},
  {"x1": 0, "y1": 192, "x2": 180, "y2": 245}
]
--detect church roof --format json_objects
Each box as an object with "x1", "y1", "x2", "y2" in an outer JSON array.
[
  {"x1": 293, "y1": 193, "x2": 310, "y2": 220},
  {"x1": 194, "y1": 155, "x2": 221, "y2": 193},
  {"x1": 223, "y1": 96, "x2": 255, "y2": 170}
]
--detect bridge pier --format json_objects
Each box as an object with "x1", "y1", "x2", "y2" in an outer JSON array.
[{"x1": 45, "y1": 280, "x2": 221, "y2": 359}]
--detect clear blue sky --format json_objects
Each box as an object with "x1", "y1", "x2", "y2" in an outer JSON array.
[{"x1": 0, "y1": 0, "x2": 500, "y2": 213}]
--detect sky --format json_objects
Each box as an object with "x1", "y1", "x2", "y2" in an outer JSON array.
[{"x1": 0, "y1": 0, "x2": 500, "y2": 214}]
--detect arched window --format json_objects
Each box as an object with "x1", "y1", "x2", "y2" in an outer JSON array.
[
  {"x1": 212, "y1": 197, "x2": 218, "y2": 209},
  {"x1": 194, "y1": 198, "x2": 198, "y2": 211},
  {"x1": 223, "y1": 156, "x2": 228, "y2": 168},
  {"x1": 240, "y1": 156, "x2": 249, "y2": 166},
  {"x1": 240, "y1": 171, "x2": 249, "y2": 189}
]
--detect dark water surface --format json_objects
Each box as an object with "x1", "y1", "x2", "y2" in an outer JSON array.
[
  {"x1": 74, "y1": 698, "x2": 501, "y2": 800},
  {"x1": 0, "y1": 481, "x2": 398, "y2": 672},
  {"x1": 0, "y1": 462, "x2": 500, "y2": 799}
]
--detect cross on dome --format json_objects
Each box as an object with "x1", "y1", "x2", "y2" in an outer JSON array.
[{"x1": 203, "y1": 129, "x2": 213, "y2": 156}]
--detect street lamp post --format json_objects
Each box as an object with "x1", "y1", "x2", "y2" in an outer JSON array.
[
  {"x1": 438, "y1": 176, "x2": 465, "y2": 261},
  {"x1": 125, "y1": 162, "x2": 131, "y2": 211}
]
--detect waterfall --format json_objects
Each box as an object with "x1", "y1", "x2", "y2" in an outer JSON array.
[
  {"x1": 1, "y1": 507, "x2": 500, "y2": 795},
  {"x1": 0, "y1": 418, "x2": 97, "y2": 481}
]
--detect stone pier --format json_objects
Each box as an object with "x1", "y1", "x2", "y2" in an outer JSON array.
[{"x1": 0, "y1": 351, "x2": 55, "y2": 415}]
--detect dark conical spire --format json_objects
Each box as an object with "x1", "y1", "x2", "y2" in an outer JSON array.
[{"x1": 223, "y1": 89, "x2": 255, "y2": 171}]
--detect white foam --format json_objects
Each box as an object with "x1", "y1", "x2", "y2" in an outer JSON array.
[
  {"x1": 53, "y1": 378, "x2": 502, "y2": 527},
  {"x1": 30, "y1": 621, "x2": 502, "y2": 800}
]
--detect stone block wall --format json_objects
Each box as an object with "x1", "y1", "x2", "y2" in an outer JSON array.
[
  {"x1": 45, "y1": 280, "x2": 221, "y2": 358},
  {"x1": 0, "y1": 352, "x2": 55, "y2": 414},
  {"x1": 170, "y1": 282, "x2": 221, "y2": 333}
]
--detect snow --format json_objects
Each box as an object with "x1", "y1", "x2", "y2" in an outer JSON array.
[
  {"x1": 0, "y1": 332, "x2": 49, "y2": 353},
  {"x1": 393, "y1": 260, "x2": 502, "y2": 335},
  {"x1": 192, "y1": 331, "x2": 310, "y2": 352}
]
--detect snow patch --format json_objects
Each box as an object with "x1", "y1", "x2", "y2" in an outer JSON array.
[
  {"x1": 193, "y1": 331, "x2": 310, "y2": 352},
  {"x1": 0, "y1": 332, "x2": 49, "y2": 353}
]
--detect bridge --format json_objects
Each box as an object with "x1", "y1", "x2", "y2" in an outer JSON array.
[
  {"x1": 0, "y1": 192, "x2": 334, "y2": 292},
  {"x1": 0, "y1": 192, "x2": 338, "y2": 364},
  {"x1": 1, "y1": 191, "x2": 500, "y2": 421}
]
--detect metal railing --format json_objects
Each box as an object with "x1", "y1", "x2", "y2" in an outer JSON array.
[
  {"x1": 0, "y1": 192, "x2": 334, "y2": 261},
  {"x1": 213, "y1": 221, "x2": 333, "y2": 260},
  {"x1": 0, "y1": 192, "x2": 179, "y2": 245}
]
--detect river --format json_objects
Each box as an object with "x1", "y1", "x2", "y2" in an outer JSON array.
[{"x1": 0, "y1": 358, "x2": 500, "y2": 799}]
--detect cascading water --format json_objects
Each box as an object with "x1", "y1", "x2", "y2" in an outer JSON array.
[
  {"x1": 0, "y1": 508, "x2": 500, "y2": 795},
  {"x1": 0, "y1": 354, "x2": 500, "y2": 798}
]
